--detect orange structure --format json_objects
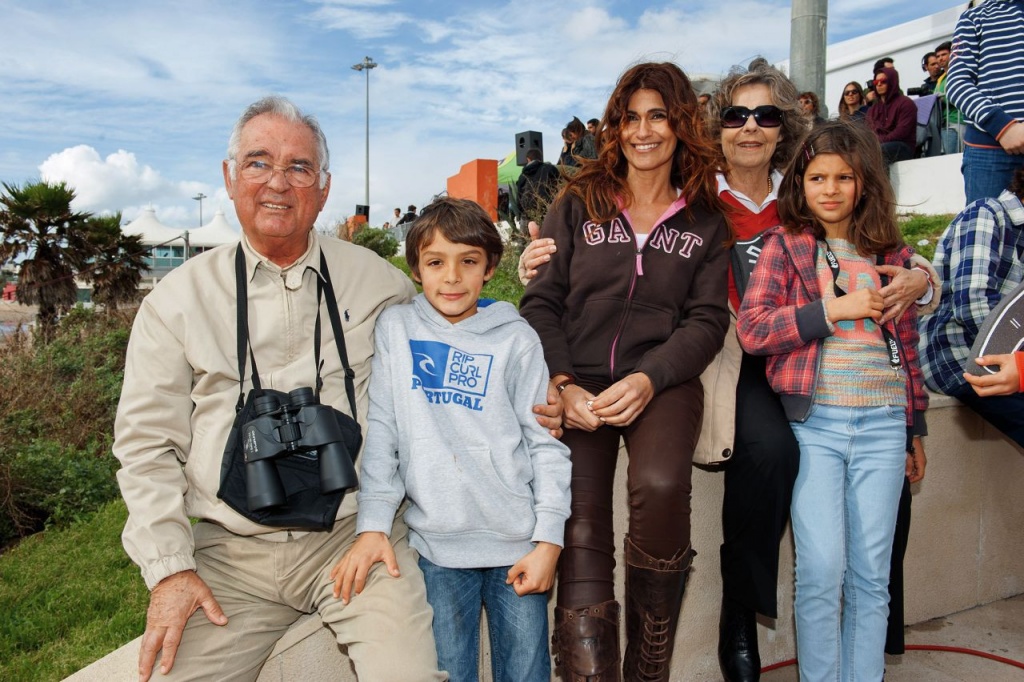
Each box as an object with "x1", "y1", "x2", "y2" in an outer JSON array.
[
  {"x1": 446, "y1": 159, "x2": 499, "y2": 221},
  {"x1": 345, "y1": 214, "x2": 367, "y2": 240}
]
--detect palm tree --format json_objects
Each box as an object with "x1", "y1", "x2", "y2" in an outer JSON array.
[
  {"x1": 82, "y1": 213, "x2": 148, "y2": 310},
  {"x1": 0, "y1": 181, "x2": 91, "y2": 341}
]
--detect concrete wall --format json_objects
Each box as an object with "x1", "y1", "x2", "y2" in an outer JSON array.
[
  {"x1": 66, "y1": 394, "x2": 1024, "y2": 682},
  {"x1": 892, "y1": 153, "x2": 965, "y2": 216}
]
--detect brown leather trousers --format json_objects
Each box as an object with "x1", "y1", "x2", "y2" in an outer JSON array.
[{"x1": 557, "y1": 378, "x2": 702, "y2": 609}]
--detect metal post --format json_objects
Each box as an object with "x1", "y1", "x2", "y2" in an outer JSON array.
[
  {"x1": 192, "y1": 192, "x2": 207, "y2": 227},
  {"x1": 790, "y1": 0, "x2": 828, "y2": 114},
  {"x1": 351, "y1": 56, "x2": 378, "y2": 208}
]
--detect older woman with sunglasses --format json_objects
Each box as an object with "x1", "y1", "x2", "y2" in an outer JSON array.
[
  {"x1": 703, "y1": 58, "x2": 807, "y2": 682},
  {"x1": 836, "y1": 81, "x2": 869, "y2": 121}
]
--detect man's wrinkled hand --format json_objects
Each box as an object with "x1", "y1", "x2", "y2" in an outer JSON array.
[{"x1": 138, "y1": 570, "x2": 227, "y2": 682}]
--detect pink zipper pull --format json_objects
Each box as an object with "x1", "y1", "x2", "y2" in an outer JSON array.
[{"x1": 636, "y1": 251, "x2": 644, "y2": 276}]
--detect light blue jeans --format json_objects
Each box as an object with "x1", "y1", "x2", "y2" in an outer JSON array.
[
  {"x1": 790, "y1": 404, "x2": 907, "y2": 682},
  {"x1": 418, "y1": 556, "x2": 551, "y2": 682}
]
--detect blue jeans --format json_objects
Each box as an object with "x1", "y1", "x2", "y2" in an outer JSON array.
[
  {"x1": 418, "y1": 556, "x2": 551, "y2": 682},
  {"x1": 790, "y1": 404, "x2": 907, "y2": 682},
  {"x1": 962, "y1": 144, "x2": 1024, "y2": 204},
  {"x1": 940, "y1": 128, "x2": 961, "y2": 155}
]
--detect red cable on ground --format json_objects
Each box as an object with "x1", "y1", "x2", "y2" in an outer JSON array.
[
  {"x1": 760, "y1": 657, "x2": 797, "y2": 672},
  {"x1": 759, "y1": 645, "x2": 1024, "y2": 673},
  {"x1": 904, "y1": 644, "x2": 1024, "y2": 670}
]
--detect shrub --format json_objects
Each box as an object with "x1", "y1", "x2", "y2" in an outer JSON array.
[
  {"x1": 0, "y1": 307, "x2": 133, "y2": 546},
  {"x1": 353, "y1": 227, "x2": 400, "y2": 259}
]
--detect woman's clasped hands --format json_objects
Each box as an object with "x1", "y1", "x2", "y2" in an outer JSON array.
[{"x1": 555, "y1": 372, "x2": 654, "y2": 431}]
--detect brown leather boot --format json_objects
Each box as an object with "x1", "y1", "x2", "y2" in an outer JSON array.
[
  {"x1": 552, "y1": 600, "x2": 622, "y2": 681},
  {"x1": 622, "y1": 536, "x2": 694, "y2": 682}
]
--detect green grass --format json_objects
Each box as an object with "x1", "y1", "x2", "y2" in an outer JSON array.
[
  {"x1": 900, "y1": 213, "x2": 955, "y2": 263},
  {"x1": 0, "y1": 499, "x2": 147, "y2": 682}
]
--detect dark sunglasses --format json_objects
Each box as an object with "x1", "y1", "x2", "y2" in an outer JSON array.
[
  {"x1": 843, "y1": 89, "x2": 859, "y2": 96},
  {"x1": 720, "y1": 105, "x2": 784, "y2": 129}
]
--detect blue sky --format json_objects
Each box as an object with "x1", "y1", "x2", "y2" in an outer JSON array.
[{"x1": 0, "y1": 0, "x2": 966, "y2": 232}]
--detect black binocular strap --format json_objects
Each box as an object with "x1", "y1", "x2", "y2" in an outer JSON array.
[
  {"x1": 233, "y1": 245, "x2": 358, "y2": 422},
  {"x1": 317, "y1": 250, "x2": 359, "y2": 423}
]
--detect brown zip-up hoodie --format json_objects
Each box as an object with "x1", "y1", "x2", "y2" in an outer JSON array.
[{"x1": 520, "y1": 194, "x2": 729, "y2": 395}]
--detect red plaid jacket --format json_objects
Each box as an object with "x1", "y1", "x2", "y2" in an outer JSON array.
[{"x1": 736, "y1": 226, "x2": 928, "y2": 434}]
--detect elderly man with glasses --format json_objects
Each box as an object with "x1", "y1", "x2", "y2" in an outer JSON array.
[{"x1": 113, "y1": 95, "x2": 561, "y2": 681}]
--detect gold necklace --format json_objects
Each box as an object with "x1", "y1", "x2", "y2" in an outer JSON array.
[{"x1": 766, "y1": 173, "x2": 774, "y2": 197}]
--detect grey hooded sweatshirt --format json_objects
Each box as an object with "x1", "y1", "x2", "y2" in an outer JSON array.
[{"x1": 356, "y1": 294, "x2": 572, "y2": 569}]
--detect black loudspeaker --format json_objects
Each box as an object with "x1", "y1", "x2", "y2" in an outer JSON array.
[
  {"x1": 355, "y1": 204, "x2": 369, "y2": 218},
  {"x1": 515, "y1": 131, "x2": 543, "y2": 166}
]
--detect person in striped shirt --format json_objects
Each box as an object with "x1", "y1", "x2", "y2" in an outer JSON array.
[{"x1": 946, "y1": 0, "x2": 1024, "y2": 203}]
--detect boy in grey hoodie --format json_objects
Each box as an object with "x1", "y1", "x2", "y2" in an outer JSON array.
[{"x1": 332, "y1": 197, "x2": 571, "y2": 682}]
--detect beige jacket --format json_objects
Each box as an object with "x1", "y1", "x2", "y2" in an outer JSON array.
[{"x1": 113, "y1": 231, "x2": 415, "y2": 589}]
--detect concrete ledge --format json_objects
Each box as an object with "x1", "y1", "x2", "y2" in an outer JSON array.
[{"x1": 67, "y1": 394, "x2": 1024, "y2": 681}]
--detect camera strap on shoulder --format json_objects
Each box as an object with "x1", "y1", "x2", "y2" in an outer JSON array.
[
  {"x1": 233, "y1": 245, "x2": 358, "y2": 421},
  {"x1": 820, "y1": 239, "x2": 902, "y2": 373}
]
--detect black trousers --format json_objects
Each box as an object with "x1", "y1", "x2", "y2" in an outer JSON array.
[
  {"x1": 720, "y1": 353, "x2": 801, "y2": 619},
  {"x1": 557, "y1": 379, "x2": 703, "y2": 608},
  {"x1": 885, "y1": 476, "x2": 913, "y2": 655}
]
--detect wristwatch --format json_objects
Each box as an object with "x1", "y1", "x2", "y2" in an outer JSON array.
[{"x1": 554, "y1": 376, "x2": 576, "y2": 393}]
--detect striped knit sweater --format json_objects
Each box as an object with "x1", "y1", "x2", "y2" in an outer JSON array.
[{"x1": 946, "y1": 0, "x2": 1024, "y2": 148}]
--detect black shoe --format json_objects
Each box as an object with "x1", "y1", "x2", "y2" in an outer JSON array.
[{"x1": 718, "y1": 598, "x2": 761, "y2": 682}]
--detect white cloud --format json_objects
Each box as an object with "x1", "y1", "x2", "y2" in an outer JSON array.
[{"x1": 38, "y1": 146, "x2": 218, "y2": 225}]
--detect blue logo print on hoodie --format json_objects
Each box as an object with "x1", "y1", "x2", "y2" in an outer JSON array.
[{"x1": 409, "y1": 339, "x2": 493, "y2": 411}]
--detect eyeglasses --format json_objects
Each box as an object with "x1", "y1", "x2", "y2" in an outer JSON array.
[
  {"x1": 843, "y1": 90, "x2": 859, "y2": 96},
  {"x1": 874, "y1": 78, "x2": 888, "y2": 85},
  {"x1": 237, "y1": 159, "x2": 319, "y2": 188},
  {"x1": 720, "y1": 105, "x2": 784, "y2": 129}
]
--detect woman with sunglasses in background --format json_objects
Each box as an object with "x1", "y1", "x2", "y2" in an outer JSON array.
[{"x1": 835, "y1": 81, "x2": 869, "y2": 121}]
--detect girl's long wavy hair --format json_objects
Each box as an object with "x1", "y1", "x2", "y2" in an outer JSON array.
[
  {"x1": 777, "y1": 119, "x2": 903, "y2": 256},
  {"x1": 559, "y1": 61, "x2": 723, "y2": 223}
]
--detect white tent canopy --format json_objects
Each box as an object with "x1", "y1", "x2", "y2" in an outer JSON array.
[
  {"x1": 188, "y1": 210, "x2": 239, "y2": 247},
  {"x1": 123, "y1": 207, "x2": 239, "y2": 248},
  {"x1": 122, "y1": 207, "x2": 186, "y2": 247}
]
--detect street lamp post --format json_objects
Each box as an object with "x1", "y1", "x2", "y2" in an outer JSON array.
[
  {"x1": 351, "y1": 56, "x2": 378, "y2": 210},
  {"x1": 192, "y1": 192, "x2": 207, "y2": 226},
  {"x1": 187, "y1": 192, "x2": 206, "y2": 262}
]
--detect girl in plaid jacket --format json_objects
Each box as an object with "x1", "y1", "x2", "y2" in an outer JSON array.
[{"x1": 737, "y1": 120, "x2": 927, "y2": 682}]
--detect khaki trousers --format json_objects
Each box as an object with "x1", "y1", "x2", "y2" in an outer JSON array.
[{"x1": 159, "y1": 513, "x2": 445, "y2": 681}]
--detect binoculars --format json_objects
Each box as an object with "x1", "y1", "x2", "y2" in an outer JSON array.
[{"x1": 242, "y1": 387, "x2": 358, "y2": 511}]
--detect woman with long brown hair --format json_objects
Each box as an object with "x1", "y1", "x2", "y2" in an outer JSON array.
[
  {"x1": 520, "y1": 62, "x2": 730, "y2": 681},
  {"x1": 836, "y1": 81, "x2": 869, "y2": 121}
]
